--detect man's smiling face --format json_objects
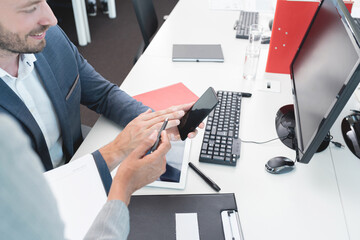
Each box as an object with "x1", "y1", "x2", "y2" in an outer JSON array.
[{"x1": 0, "y1": 0, "x2": 58, "y2": 54}]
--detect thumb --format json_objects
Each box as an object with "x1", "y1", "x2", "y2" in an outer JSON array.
[{"x1": 132, "y1": 130, "x2": 158, "y2": 158}]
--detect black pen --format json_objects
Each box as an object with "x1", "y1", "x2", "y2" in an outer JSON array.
[
  {"x1": 149, "y1": 118, "x2": 168, "y2": 153},
  {"x1": 188, "y1": 162, "x2": 221, "y2": 192}
]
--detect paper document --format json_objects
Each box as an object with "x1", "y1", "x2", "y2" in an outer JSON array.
[
  {"x1": 209, "y1": 0, "x2": 276, "y2": 12},
  {"x1": 209, "y1": 0, "x2": 242, "y2": 10},
  {"x1": 176, "y1": 213, "x2": 200, "y2": 240},
  {"x1": 352, "y1": 0, "x2": 360, "y2": 18},
  {"x1": 44, "y1": 155, "x2": 107, "y2": 240}
]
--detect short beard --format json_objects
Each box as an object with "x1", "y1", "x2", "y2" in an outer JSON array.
[{"x1": 0, "y1": 24, "x2": 49, "y2": 54}]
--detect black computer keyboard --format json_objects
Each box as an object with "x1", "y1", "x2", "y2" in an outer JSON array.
[
  {"x1": 236, "y1": 11, "x2": 259, "y2": 39},
  {"x1": 199, "y1": 91, "x2": 242, "y2": 166}
]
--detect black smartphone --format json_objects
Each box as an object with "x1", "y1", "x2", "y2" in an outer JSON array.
[{"x1": 178, "y1": 87, "x2": 219, "y2": 140}]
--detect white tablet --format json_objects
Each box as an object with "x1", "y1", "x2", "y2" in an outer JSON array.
[
  {"x1": 111, "y1": 140, "x2": 191, "y2": 190},
  {"x1": 147, "y1": 140, "x2": 191, "y2": 189}
]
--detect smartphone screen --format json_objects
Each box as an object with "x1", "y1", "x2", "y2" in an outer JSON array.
[{"x1": 178, "y1": 87, "x2": 219, "y2": 140}]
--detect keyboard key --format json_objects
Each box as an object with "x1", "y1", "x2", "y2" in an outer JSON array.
[
  {"x1": 213, "y1": 155, "x2": 225, "y2": 161},
  {"x1": 217, "y1": 131, "x2": 227, "y2": 137},
  {"x1": 200, "y1": 154, "x2": 212, "y2": 160},
  {"x1": 202, "y1": 143, "x2": 208, "y2": 150}
]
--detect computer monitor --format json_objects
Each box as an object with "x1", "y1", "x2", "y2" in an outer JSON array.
[{"x1": 276, "y1": 0, "x2": 360, "y2": 163}]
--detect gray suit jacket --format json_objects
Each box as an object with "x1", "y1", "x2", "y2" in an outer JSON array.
[
  {"x1": 0, "y1": 25, "x2": 148, "y2": 171},
  {"x1": 0, "y1": 114, "x2": 130, "y2": 240}
]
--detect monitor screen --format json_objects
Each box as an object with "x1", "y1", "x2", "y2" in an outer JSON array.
[{"x1": 291, "y1": 0, "x2": 360, "y2": 163}]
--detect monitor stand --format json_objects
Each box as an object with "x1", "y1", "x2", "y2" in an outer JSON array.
[{"x1": 275, "y1": 105, "x2": 330, "y2": 153}]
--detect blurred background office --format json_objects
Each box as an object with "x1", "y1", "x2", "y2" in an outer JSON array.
[{"x1": 48, "y1": 0, "x2": 178, "y2": 127}]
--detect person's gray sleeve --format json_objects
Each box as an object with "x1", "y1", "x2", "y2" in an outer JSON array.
[
  {"x1": 0, "y1": 114, "x2": 130, "y2": 240},
  {"x1": 84, "y1": 200, "x2": 130, "y2": 240},
  {"x1": 0, "y1": 114, "x2": 65, "y2": 240}
]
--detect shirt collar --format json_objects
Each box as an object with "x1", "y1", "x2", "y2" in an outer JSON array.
[
  {"x1": 21, "y1": 53, "x2": 37, "y2": 67},
  {"x1": 0, "y1": 53, "x2": 37, "y2": 80}
]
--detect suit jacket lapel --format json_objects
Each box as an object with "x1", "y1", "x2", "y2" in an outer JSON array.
[
  {"x1": 0, "y1": 79, "x2": 54, "y2": 170},
  {"x1": 35, "y1": 53, "x2": 74, "y2": 161}
]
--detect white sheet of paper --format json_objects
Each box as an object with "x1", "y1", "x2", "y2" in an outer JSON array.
[
  {"x1": 209, "y1": 0, "x2": 276, "y2": 12},
  {"x1": 209, "y1": 0, "x2": 242, "y2": 11},
  {"x1": 44, "y1": 155, "x2": 107, "y2": 240},
  {"x1": 176, "y1": 213, "x2": 200, "y2": 240},
  {"x1": 352, "y1": 1, "x2": 360, "y2": 18}
]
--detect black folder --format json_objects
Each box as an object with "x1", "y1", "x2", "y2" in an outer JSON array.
[{"x1": 128, "y1": 193, "x2": 242, "y2": 240}]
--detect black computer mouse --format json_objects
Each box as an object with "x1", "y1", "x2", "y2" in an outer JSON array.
[
  {"x1": 341, "y1": 114, "x2": 360, "y2": 159},
  {"x1": 265, "y1": 156, "x2": 295, "y2": 174}
]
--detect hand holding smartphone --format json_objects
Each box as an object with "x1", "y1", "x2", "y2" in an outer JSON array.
[{"x1": 178, "y1": 87, "x2": 219, "y2": 140}]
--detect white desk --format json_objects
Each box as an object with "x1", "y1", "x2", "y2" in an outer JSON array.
[
  {"x1": 73, "y1": 0, "x2": 360, "y2": 239},
  {"x1": 328, "y1": 96, "x2": 360, "y2": 240}
]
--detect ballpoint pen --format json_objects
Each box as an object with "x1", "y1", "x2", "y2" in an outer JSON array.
[
  {"x1": 149, "y1": 118, "x2": 168, "y2": 153},
  {"x1": 188, "y1": 162, "x2": 221, "y2": 192}
]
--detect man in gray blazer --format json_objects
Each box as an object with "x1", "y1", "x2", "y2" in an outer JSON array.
[
  {"x1": 0, "y1": 0, "x2": 200, "y2": 174},
  {"x1": 0, "y1": 113, "x2": 170, "y2": 239}
]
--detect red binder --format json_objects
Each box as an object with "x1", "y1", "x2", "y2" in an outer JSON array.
[
  {"x1": 265, "y1": 0, "x2": 353, "y2": 74},
  {"x1": 133, "y1": 83, "x2": 199, "y2": 111}
]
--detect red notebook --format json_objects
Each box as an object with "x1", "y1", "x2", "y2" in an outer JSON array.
[
  {"x1": 266, "y1": 0, "x2": 353, "y2": 74},
  {"x1": 133, "y1": 83, "x2": 199, "y2": 111}
]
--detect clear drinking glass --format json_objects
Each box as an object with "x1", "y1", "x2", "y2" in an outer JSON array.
[
  {"x1": 243, "y1": 24, "x2": 263, "y2": 80},
  {"x1": 243, "y1": 46, "x2": 261, "y2": 80},
  {"x1": 248, "y1": 24, "x2": 263, "y2": 47}
]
